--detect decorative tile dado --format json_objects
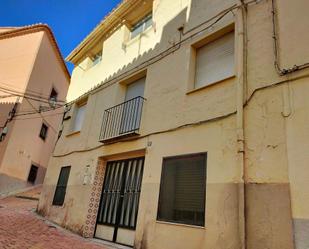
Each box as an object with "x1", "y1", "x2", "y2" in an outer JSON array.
[{"x1": 82, "y1": 159, "x2": 105, "y2": 238}]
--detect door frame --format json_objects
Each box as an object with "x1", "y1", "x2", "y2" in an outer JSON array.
[{"x1": 94, "y1": 156, "x2": 145, "y2": 246}]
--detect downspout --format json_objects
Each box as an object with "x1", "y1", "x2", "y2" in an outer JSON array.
[{"x1": 236, "y1": 2, "x2": 247, "y2": 249}]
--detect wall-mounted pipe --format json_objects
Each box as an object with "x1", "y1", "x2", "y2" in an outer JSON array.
[{"x1": 236, "y1": 1, "x2": 247, "y2": 249}]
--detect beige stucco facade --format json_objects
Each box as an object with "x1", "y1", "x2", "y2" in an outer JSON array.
[
  {"x1": 0, "y1": 25, "x2": 70, "y2": 195},
  {"x1": 38, "y1": 0, "x2": 309, "y2": 248}
]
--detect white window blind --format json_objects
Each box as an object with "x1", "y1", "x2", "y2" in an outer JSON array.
[
  {"x1": 195, "y1": 32, "x2": 235, "y2": 89},
  {"x1": 72, "y1": 104, "x2": 86, "y2": 132}
]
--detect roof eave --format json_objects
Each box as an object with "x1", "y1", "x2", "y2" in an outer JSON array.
[
  {"x1": 0, "y1": 24, "x2": 71, "y2": 82},
  {"x1": 66, "y1": 0, "x2": 142, "y2": 64}
]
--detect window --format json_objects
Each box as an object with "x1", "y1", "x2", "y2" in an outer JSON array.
[
  {"x1": 49, "y1": 88, "x2": 58, "y2": 102},
  {"x1": 195, "y1": 32, "x2": 235, "y2": 89},
  {"x1": 72, "y1": 103, "x2": 86, "y2": 132},
  {"x1": 157, "y1": 153, "x2": 207, "y2": 226},
  {"x1": 92, "y1": 51, "x2": 102, "y2": 66},
  {"x1": 39, "y1": 123, "x2": 48, "y2": 140},
  {"x1": 52, "y1": 166, "x2": 71, "y2": 206},
  {"x1": 27, "y1": 165, "x2": 38, "y2": 184},
  {"x1": 131, "y1": 13, "x2": 153, "y2": 39}
]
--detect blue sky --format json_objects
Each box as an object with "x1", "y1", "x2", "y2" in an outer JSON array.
[{"x1": 0, "y1": 0, "x2": 122, "y2": 73}]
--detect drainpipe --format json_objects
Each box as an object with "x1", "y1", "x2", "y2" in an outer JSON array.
[{"x1": 236, "y1": 2, "x2": 246, "y2": 249}]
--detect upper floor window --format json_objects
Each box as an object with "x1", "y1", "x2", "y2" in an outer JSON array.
[
  {"x1": 131, "y1": 13, "x2": 153, "y2": 39},
  {"x1": 39, "y1": 123, "x2": 48, "y2": 141},
  {"x1": 49, "y1": 87, "x2": 58, "y2": 102},
  {"x1": 92, "y1": 51, "x2": 102, "y2": 66},
  {"x1": 72, "y1": 102, "x2": 87, "y2": 132},
  {"x1": 195, "y1": 31, "x2": 235, "y2": 89}
]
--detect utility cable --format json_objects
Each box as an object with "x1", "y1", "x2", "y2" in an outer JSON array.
[
  {"x1": 24, "y1": 98, "x2": 58, "y2": 134},
  {"x1": 0, "y1": 83, "x2": 65, "y2": 103},
  {"x1": 271, "y1": 0, "x2": 309, "y2": 75},
  {"x1": 0, "y1": 81, "x2": 65, "y2": 102},
  {"x1": 0, "y1": 87, "x2": 64, "y2": 106},
  {"x1": 67, "y1": 2, "x2": 245, "y2": 106}
]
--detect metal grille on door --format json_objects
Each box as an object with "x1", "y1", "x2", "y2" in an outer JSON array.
[{"x1": 96, "y1": 157, "x2": 144, "y2": 231}]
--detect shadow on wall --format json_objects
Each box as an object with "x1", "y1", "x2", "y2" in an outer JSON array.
[
  {"x1": 80, "y1": 7, "x2": 189, "y2": 100},
  {"x1": 80, "y1": 0, "x2": 236, "y2": 103},
  {"x1": 0, "y1": 101, "x2": 15, "y2": 128}
]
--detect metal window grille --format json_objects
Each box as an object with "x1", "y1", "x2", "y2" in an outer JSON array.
[
  {"x1": 97, "y1": 157, "x2": 144, "y2": 229},
  {"x1": 157, "y1": 153, "x2": 207, "y2": 226},
  {"x1": 52, "y1": 166, "x2": 71, "y2": 206}
]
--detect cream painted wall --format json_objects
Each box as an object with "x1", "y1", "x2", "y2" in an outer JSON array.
[{"x1": 39, "y1": 0, "x2": 309, "y2": 248}]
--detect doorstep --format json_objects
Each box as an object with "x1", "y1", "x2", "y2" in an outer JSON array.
[{"x1": 91, "y1": 238, "x2": 132, "y2": 249}]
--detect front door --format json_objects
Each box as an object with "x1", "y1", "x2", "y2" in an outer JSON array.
[{"x1": 95, "y1": 157, "x2": 144, "y2": 246}]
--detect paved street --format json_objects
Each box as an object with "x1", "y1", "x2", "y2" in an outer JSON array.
[{"x1": 0, "y1": 196, "x2": 109, "y2": 249}]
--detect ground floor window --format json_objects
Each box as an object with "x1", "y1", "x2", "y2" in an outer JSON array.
[
  {"x1": 157, "y1": 153, "x2": 207, "y2": 226},
  {"x1": 52, "y1": 166, "x2": 71, "y2": 206},
  {"x1": 27, "y1": 165, "x2": 38, "y2": 184}
]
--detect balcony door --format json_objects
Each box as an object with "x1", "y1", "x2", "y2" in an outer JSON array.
[
  {"x1": 95, "y1": 157, "x2": 144, "y2": 246},
  {"x1": 119, "y1": 77, "x2": 145, "y2": 134}
]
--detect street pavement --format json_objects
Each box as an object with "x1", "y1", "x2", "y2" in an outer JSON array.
[{"x1": 0, "y1": 196, "x2": 109, "y2": 249}]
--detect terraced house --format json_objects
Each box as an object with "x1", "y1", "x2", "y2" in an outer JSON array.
[
  {"x1": 38, "y1": 0, "x2": 309, "y2": 248},
  {"x1": 0, "y1": 25, "x2": 70, "y2": 196}
]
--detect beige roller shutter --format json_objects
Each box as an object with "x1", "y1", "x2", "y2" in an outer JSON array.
[{"x1": 195, "y1": 32, "x2": 235, "y2": 89}]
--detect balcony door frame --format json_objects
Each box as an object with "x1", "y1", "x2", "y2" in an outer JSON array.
[{"x1": 119, "y1": 77, "x2": 145, "y2": 135}]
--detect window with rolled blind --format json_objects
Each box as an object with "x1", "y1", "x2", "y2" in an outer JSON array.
[
  {"x1": 195, "y1": 32, "x2": 235, "y2": 89},
  {"x1": 157, "y1": 153, "x2": 207, "y2": 226}
]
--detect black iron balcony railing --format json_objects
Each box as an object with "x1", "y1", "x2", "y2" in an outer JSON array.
[{"x1": 99, "y1": 96, "x2": 146, "y2": 142}]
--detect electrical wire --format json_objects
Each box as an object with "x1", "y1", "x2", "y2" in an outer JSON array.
[
  {"x1": 13, "y1": 104, "x2": 65, "y2": 117},
  {"x1": 52, "y1": 1, "x2": 264, "y2": 157},
  {"x1": 70, "y1": 0, "x2": 263, "y2": 107},
  {"x1": 23, "y1": 98, "x2": 58, "y2": 133},
  {"x1": 0, "y1": 83, "x2": 66, "y2": 103},
  {"x1": 271, "y1": 0, "x2": 309, "y2": 75},
  {"x1": 0, "y1": 87, "x2": 64, "y2": 106},
  {"x1": 68, "y1": 3, "x2": 243, "y2": 106},
  {"x1": 0, "y1": 81, "x2": 65, "y2": 102},
  {"x1": 0, "y1": 81, "x2": 66, "y2": 102},
  {"x1": 12, "y1": 111, "x2": 65, "y2": 121}
]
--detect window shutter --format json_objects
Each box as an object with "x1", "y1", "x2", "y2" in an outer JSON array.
[
  {"x1": 73, "y1": 104, "x2": 86, "y2": 132},
  {"x1": 195, "y1": 32, "x2": 235, "y2": 88},
  {"x1": 174, "y1": 162, "x2": 205, "y2": 213},
  {"x1": 157, "y1": 153, "x2": 207, "y2": 226},
  {"x1": 52, "y1": 166, "x2": 71, "y2": 206}
]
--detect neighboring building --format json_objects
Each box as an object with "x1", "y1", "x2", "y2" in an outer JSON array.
[
  {"x1": 0, "y1": 25, "x2": 70, "y2": 195},
  {"x1": 38, "y1": 0, "x2": 309, "y2": 249}
]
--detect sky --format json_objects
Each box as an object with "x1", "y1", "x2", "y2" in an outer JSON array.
[{"x1": 0, "y1": 0, "x2": 122, "y2": 73}]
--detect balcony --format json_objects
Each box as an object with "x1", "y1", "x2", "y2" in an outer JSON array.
[{"x1": 99, "y1": 96, "x2": 145, "y2": 143}]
